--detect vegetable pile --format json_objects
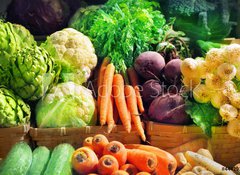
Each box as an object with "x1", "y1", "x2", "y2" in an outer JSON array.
[{"x1": 70, "y1": 0, "x2": 170, "y2": 72}]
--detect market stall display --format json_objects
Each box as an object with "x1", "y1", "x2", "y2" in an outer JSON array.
[{"x1": 0, "y1": 0, "x2": 240, "y2": 174}]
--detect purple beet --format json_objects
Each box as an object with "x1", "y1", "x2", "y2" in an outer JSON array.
[
  {"x1": 134, "y1": 51, "x2": 165, "y2": 80},
  {"x1": 163, "y1": 59, "x2": 182, "y2": 84}
]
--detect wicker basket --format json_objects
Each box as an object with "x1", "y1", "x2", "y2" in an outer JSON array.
[
  {"x1": 0, "y1": 124, "x2": 30, "y2": 158},
  {"x1": 146, "y1": 121, "x2": 240, "y2": 168},
  {"x1": 30, "y1": 124, "x2": 143, "y2": 149}
]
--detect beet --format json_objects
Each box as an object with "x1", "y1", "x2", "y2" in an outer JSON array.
[
  {"x1": 142, "y1": 79, "x2": 163, "y2": 105},
  {"x1": 148, "y1": 93, "x2": 191, "y2": 125},
  {"x1": 163, "y1": 59, "x2": 182, "y2": 84},
  {"x1": 134, "y1": 51, "x2": 165, "y2": 80}
]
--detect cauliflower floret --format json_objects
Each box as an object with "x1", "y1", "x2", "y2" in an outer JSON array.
[{"x1": 44, "y1": 28, "x2": 98, "y2": 84}]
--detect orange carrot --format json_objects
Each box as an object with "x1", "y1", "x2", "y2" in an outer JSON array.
[
  {"x1": 72, "y1": 147, "x2": 98, "y2": 174},
  {"x1": 136, "y1": 172, "x2": 151, "y2": 175},
  {"x1": 107, "y1": 95, "x2": 115, "y2": 133},
  {"x1": 97, "y1": 57, "x2": 111, "y2": 113},
  {"x1": 126, "y1": 149, "x2": 157, "y2": 173},
  {"x1": 83, "y1": 136, "x2": 93, "y2": 149},
  {"x1": 113, "y1": 74, "x2": 131, "y2": 133},
  {"x1": 120, "y1": 164, "x2": 139, "y2": 175},
  {"x1": 92, "y1": 134, "x2": 109, "y2": 158},
  {"x1": 127, "y1": 68, "x2": 144, "y2": 113},
  {"x1": 100, "y1": 63, "x2": 115, "y2": 126},
  {"x1": 124, "y1": 85, "x2": 146, "y2": 141},
  {"x1": 111, "y1": 170, "x2": 129, "y2": 175},
  {"x1": 125, "y1": 144, "x2": 177, "y2": 175},
  {"x1": 98, "y1": 155, "x2": 119, "y2": 175},
  {"x1": 103, "y1": 141, "x2": 127, "y2": 167}
]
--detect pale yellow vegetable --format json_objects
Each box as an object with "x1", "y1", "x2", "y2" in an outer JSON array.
[
  {"x1": 181, "y1": 172, "x2": 197, "y2": 175},
  {"x1": 176, "y1": 163, "x2": 193, "y2": 175},
  {"x1": 199, "y1": 170, "x2": 214, "y2": 175},
  {"x1": 192, "y1": 166, "x2": 206, "y2": 174},
  {"x1": 185, "y1": 151, "x2": 236, "y2": 175},
  {"x1": 197, "y1": 149, "x2": 213, "y2": 160},
  {"x1": 175, "y1": 152, "x2": 187, "y2": 169}
]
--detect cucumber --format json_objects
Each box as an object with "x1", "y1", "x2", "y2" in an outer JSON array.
[
  {"x1": 0, "y1": 142, "x2": 32, "y2": 175},
  {"x1": 43, "y1": 143, "x2": 74, "y2": 175},
  {"x1": 27, "y1": 146, "x2": 51, "y2": 175}
]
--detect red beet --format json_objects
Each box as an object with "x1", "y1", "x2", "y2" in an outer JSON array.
[{"x1": 163, "y1": 59, "x2": 182, "y2": 84}]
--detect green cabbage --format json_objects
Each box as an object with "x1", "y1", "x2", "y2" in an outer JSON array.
[
  {"x1": 36, "y1": 82, "x2": 97, "y2": 128},
  {"x1": 0, "y1": 86, "x2": 31, "y2": 127}
]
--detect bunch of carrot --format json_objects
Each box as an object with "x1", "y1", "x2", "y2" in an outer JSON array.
[
  {"x1": 72, "y1": 134, "x2": 177, "y2": 175},
  {"x1": 97, "y1": 57, "x2": 145, "y2": 141}
]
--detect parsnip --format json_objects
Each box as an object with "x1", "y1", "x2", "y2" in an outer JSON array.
[
  {"x1": 192, "y1": 166, "x2": 206, "y2": 174},
  {"x1": 177, "y1": 163, "x2": 193, "y2": 175},
  {"x1": 199, "y1": 170, "x2": 214, "y2": 175},
  {"x1": 181, "y1": 172, "x2": 197, "y2": 175},
  {"x1": 197, "y1": 149, "x2": 213, "y2": 160},
  {"x1": 175, "y1": 152, "x2": 187, "y2": 169},
  {"x1": 185, "y1": 151, "x2": 236, "y2": 175}
]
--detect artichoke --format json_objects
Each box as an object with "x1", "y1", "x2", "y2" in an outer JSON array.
[
  {"x1": 8, "y1": 46, "x2": 57, "y2": 101},
  {"x1": 0, "y1": 86, "x2": 31, "y2": 127},
  {"x1": 0, "y1": 21, "x2": 36, "y2": 86}
]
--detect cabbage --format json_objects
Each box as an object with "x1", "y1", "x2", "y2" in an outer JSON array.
[
  {"x1": 7, "y1": 0, "x2": 70, "y2": 35},
  {"x1": 36, "y1": 82, "x2": 97, "y2": 128}
]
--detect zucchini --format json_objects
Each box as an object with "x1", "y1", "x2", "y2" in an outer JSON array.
[
  {"x1": 43, "y1": 143, "x2": 74, "y2": 175},
  {"x1": 0, "y1": 142, "x2": 32, "y2": 175},
  {"x1": 27, "y1": 146, "x2": 50, "y2": 175}
]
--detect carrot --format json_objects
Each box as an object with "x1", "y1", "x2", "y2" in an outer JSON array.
[
  {"x1": 136, "y1": 172, "x2": 151, "y2": 175},
  {"x1": 120, "y1": 164, "x2": 138, "y2": 175},
  {"x1": 98, "y1": 155, "x2": 119, "y2": 175},
  {"x1": 92, "y1": 134, "x2": 109, "y2": 158},
  {"x1": 72, "y1": 147, "x2": 98, "y2": 174},
  {"x1": 127, "y1": 67, "x2": 144, "y2": 113},
  {"x1": 111, "y1": 170, "x2": 129, "y2": 175},
  {"x1": 107, "y1": 95, "x2": 115, "y2": 133},
  {"x1": 100, "y1": 63, "x2": 115, "y2": 126},
  {"x1": 126, "y1": 149, "x2": 157, "y2": 173},
  {"x1": 113, "y1": 74, "x2": 131, "y2": 133},
  {"x1": 103, "y1": 141, "x2": 127, "y2": 167},
  {"x1": 165, "y1": 138, "x2": 208, "y2": 155},
  {"x1": 83, "y1": 136, "x2": 93, "y2": 150},
  {"x1": 124, "y1": 85, "x2": 146, "y2": 141},
  {"x1": 125, "y1": 144, "x2": 177, "y2": 175},
  {"x1": 97, "y1": 57, "x2": 111, "y2": 114}
]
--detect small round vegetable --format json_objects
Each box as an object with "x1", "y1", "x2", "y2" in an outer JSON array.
[
  {"x1": 134, "y1": 51, "x2": 165, "y2": 80},
  {"x1": 148, "y1": 93, "x2": 191, "y2": 125},
  {"x1": 141, "y1": 80, "x2": 163, "y2": 105},
  {"x1": 163, "y1": 59, "x2": 182, "y2": 84},
  {"x1": 192, "y1": 166, "x2": 206, "y2": 174},
  {"x1": 92, "y1": 134, "x2": 109, "y2": 157},
  {"x1": 72, "y1": 147, "x2": 98, "y2": 174},
  {"x1": 199, "y1": 170, "x2": 214, "y2": 175},
  {"x1": 217, "y1": 63, "x2": 236, "y2": 81},
  {"x1": 227, "y1": 118, "x2": 240, "y2": 138},
  {"x1": 205, "y1": 74, "x2": 224, "y2": 90},
  {"x1": 182, "y1": 77, "x2": 201, "y2": 90},
  {"x1": 219, "y1": 104, "x2": 238, "y2": 122},
  {"x1": 229, "y1": 93, "x2": 240, "y2": 109},
  {"x1": 180, "y1": 58, "x2": 199, "y2": 78},
  {"x1": 193, "y1": 84, "x2": 211, "y2": 103},
  {"x1": 211, "y1": 91, "x2": 229, "y2": 109}
]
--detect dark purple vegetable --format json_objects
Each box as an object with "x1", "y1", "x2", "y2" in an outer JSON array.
[
  {"x1": 163, "y1": 59, "x2": 182, "y2": 84},
  {"x1": 134, "y1": 51, "x2": 165, "y2": 80},
  {"x1": 148, "y1": 93, "x2": 191, "y2": 125},
  {"x1": 142, "y1": 79, "x2": 163, "y2": 105},
  {"x1": 7, "y1": 0, "x2": 70, "y2": 35}
]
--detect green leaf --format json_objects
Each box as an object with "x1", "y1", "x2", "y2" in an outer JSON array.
[
  {"x1": 232, "y1": 78, "x2": 240, "y2": 91},
  {"x1": 185, "y1": 100, "x2": 222, "y2": 137}
]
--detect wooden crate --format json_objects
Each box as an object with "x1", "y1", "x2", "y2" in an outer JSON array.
[
  {"x1": 146, "y1": 121, "x2": 240, "y2": 168},
  {"x1": 0, "y1": 124, "x2": 30, "y2": 158},
  {"x1": 30, "y1": 124, "x2": 143, "y2": 150}
]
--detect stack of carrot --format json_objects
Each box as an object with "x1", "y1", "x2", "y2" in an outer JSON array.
[
  {"x1": 72, "y1": 134, "x2": 177, "y2": 175},
  {"x1": 97, "y1": 57, "x2": 146, "y2": 141}
]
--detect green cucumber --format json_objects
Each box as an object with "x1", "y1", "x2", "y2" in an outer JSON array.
[
  {"x1": 27, "y1": 146, "x2": 50, "y2": 175},
  {"x1": 43, "y1": 143, "x2": 74, "y2": 175},
  {"x1": 0, "y1": 142, "x2": 32, "y2": 175}
]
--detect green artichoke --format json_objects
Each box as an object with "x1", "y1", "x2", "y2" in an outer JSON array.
[
  {"x1": 0, "y1": 21, "x2": 36, "y2": 86},
  {"x1": 0, "y1": 86, "x2": 31, "y2": 127},
  {"x1": 8, "y1": 46, "x2": 57, "y2": 101}
]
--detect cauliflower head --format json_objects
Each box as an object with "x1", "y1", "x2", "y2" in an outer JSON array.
[{"x1": 43, "y1": 28, "x2": 98, "y2": 84}]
